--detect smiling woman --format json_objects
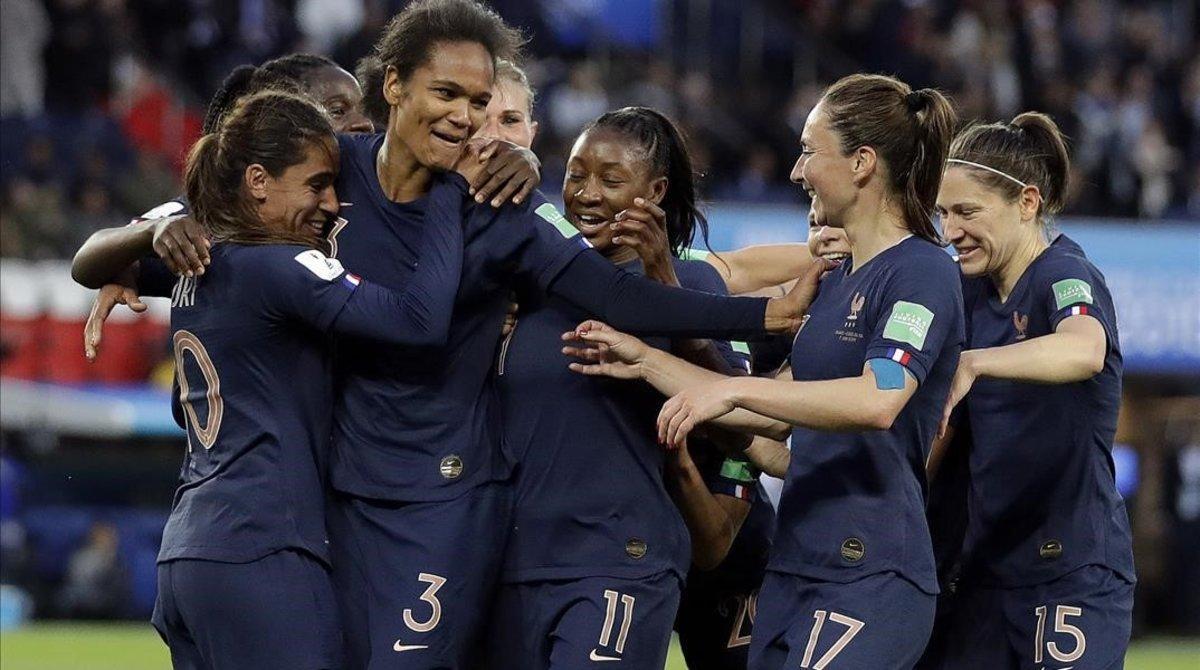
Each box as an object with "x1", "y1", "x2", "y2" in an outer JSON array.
[
  {"x1": 184, "y1": 93, "x2": 339, "y2": 250},
  {"x1": 371, "y1": 0, "x2": 524, "y2": 184},
  {"x1": 70, "y1": 88, "x2": 475, "y2": 670},
  {"x1": 922, "y1": 112, "x2": 1136, "y2": 668}
]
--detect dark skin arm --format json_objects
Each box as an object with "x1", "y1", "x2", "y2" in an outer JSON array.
[
  {"x1": 72, "y1": 215, "x2": 211, "y2": 288},
  {"x1": 666, "y1": 443, "x2": 752, "y2": 570},
  {"x1": 75, "y1": 143, "x2": 539, "y2": 290}
]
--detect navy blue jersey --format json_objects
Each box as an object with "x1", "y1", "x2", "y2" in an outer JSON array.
[
  {"x1": 328, "y1": 134, "x2": 770, "y2": 502},
  {"x1": 959, "y1": 235, "x2": 1134, "y2": 586},
  {"x1": 499, "y1": 258, "x2": 737, "y2": 582},
  {"x1": 139, "y1": 239, "x2": 462, "y2": 565},
  {"x1": 770, "y1": 236, "x2": 964, "y2": 595},
  {"x1": 327, "y1": 134, "x2": 590, "y2": 502}
]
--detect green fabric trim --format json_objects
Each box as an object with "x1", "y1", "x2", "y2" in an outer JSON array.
[
  {"x1": 882, "y1": 301, "x2": 934, "y2": 349},
  {"x1": 720, "y1": 458, "x2": 758, "y2": 483},
  {"x1": 1052, "y1": 278, "x2": 1094, "y2": 310},
  {"x1": 535, "y1": 202, "x2": 578, "y2": 239}
]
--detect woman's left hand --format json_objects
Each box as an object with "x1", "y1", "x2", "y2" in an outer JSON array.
[
  {"x1": 657, "y1": 378, "x2": 742, "y2": 450},
  {"x1": 612, "y1": 198, "x2": 676, "y2": 283}
]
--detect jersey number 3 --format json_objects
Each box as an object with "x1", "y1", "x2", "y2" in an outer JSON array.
[
  {"x1": 173, "y1": 330, "x2": 223, "y2": 451},
  {"x1": 403, "y1": 573, "x2": 447, "y2": 633}
]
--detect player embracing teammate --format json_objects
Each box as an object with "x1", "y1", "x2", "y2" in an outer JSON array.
[{"x1": 71, "y1": 1, "x2": 1134, "y2": 668}]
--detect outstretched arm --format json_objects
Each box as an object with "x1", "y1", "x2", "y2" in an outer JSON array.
[
  {"x1": 656, "y1": 360, "x2": 919, "y2": 448},
  {"x1": 549, "y1": 253, "x2": 833, "y2": 340},
  {"x1": 563, "y1": 322, "x2": 791, "y2": 440},
  {"x1": 702, "y1": 244, "x2": 813, "y2": 295},
  {"x1": 939, "y1": 315, "x2": 1105, "y2": 435},
  {"x1": 72, "y1": 215, "x2": 210, "y2": 288}
]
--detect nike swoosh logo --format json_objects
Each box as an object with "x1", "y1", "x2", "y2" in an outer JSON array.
[
  {"x1": 393, "y1": 641, "x2": 429, "y2": 652},
  {"x1": 589, "y1": 649, "x2": 621, "y2": 662}
]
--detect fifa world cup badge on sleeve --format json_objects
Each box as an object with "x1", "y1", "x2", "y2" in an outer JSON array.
[
  {"x1": 883, "y1": 301, "x2": 934, "y2": 349},
  {"x1": 1052, "y1": 278, "x2": 1094, "y2": 310}
]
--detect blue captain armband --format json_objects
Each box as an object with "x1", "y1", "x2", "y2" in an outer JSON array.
[{"x1": 867, "y1": 358, "x2": 908, "y2": 390}]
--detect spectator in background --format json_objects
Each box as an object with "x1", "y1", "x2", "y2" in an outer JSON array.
[
  {"x1": 0, "y1": 0, "x2": 50, "y2": 118},
  {"x1": 115, "y1": 153, "x2": 178, "y2": 217},
  {"x1": 70, "y1": 181, "x2": 120, "y2": 252},
  {"x1": 716, "y1": 144, "x2": 794, "y2": 204},
  {"x1": 3, "y1": 135, "x2": 71, "y2": 259},
  {"x1": 42, "y1": 0, "x2": 119, "y2": 112},
  {"x1": 0, "y1": 451, "x2": 29, "y2": 587},
  {"x1": 546, "y1": 61, "x2": 608, "y2": 139},
  {"x1": 297, "y1": 0, "x2": 364, "y2": 53},
  {"x1": 57, "y1": 521, "x2": 129, "y2": 619},
  {"x1": 1162, "y1": 415, "x2": 1200, "y2": 634}
]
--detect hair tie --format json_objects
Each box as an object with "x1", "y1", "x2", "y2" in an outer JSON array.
[{"x1": 905, "y1": 91, "x2": 925, "y2": 113}]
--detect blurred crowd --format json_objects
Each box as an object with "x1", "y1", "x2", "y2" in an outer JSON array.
[{"x1": 0, "y1": 0, "x2": 1197, "y2": 261}]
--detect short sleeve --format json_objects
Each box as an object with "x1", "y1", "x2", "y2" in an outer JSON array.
[
  {"x1": 136, "y1": 255, "x2": 177, "y2": 298},
  {"x1": 1039, "y1": 255, "x2": 1112, "y2": 337},
  {"x1": 512, "y1": 194, "x2": 593, "y2": 290},
  {"x1": 863, "y1": 257, "x2": 964, "y2": 385},
  {"x1": 250, "y1": 247, "x2": 360, "y2": 332},
  {"x1": 704, "y1": 455, "x2": 760, "y2": 502}
]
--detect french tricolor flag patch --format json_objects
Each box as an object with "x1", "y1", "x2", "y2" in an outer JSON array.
[
  {"x1": 888, "y1": 348, "x2": 912, "y2": 365},
  {"x1": 733, "y1": 485, "x2": 753, "y2": 501},
  {"x1": 1069, "y1": 305, "x2": 1089, "y2": 316},
  {"x1": 342, "y1": 273, "x2": 361, "y2": 289}
]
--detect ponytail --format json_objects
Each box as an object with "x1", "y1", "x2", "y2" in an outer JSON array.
[
  {"x1": 184, "y1": 91, "x2": 335, "y2": 251},
  {"x1": 1010, "y1": 112, "x2": 1071, "y2": 216},
  {"x1": 821, "y1": 74, "x2": 957, "y2": 243},
  {"x1": 902, "y1": 89, "x2": 956, "y2": 242},
  {"x1": 949, "y1": 111, "x2": 1072, "y2": 224}
]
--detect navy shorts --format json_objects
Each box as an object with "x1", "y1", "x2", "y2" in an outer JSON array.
[
  {"x1": 918, "y1": 565, "x2": 1134, "y2": 670},
  {"x1": 151, "y1": 550, "x2": 341, "y2": 670},
  {"x1": 326, "y1": 479, "x2": 512, "y2": 669},
  {"x1": 483, "y1": 571, "x2": 682, "y2": 670},
  {"x1": 749, "y1": 570, "x2": 935, "y2": 670},
  {"x1": 675, "y1": 576, "x2": 763, "y2": 669}
]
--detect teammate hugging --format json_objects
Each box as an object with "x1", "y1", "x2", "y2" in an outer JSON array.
[{"x1": 71, "y1": 0, "x2": 1134, "y2": 668}]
